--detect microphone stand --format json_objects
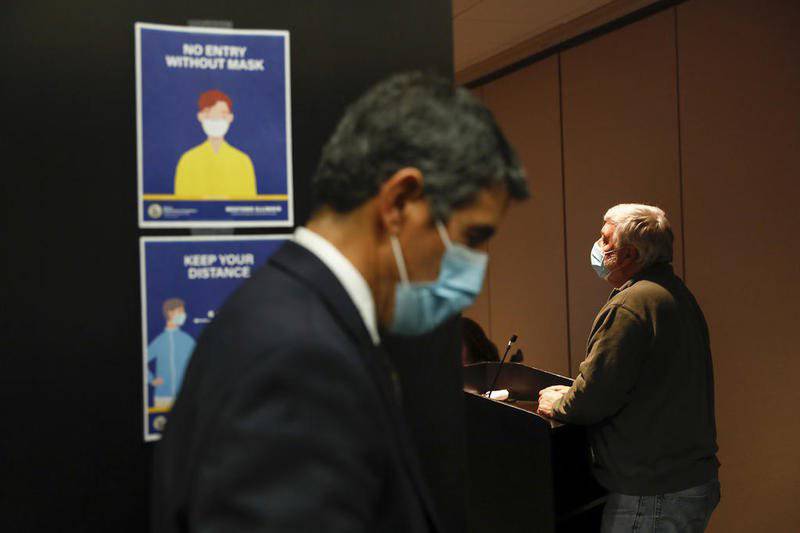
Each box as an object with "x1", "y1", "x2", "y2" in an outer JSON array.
[{"x1": 485, "y1": 334, "x2": 517, "y2": 399}]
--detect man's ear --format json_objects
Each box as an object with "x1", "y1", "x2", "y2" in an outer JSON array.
[
  {"x1": 621, "y1": 245, "x2": 640, "y2": 264},
  {"x1": 227, "y1": 113, "x2": 234, "y2": 124},
  {"x1": 197, "y1": 112, "x2": 205, "y2": 123},
  {"x1": 377, "y1": 167, "x2": 424, "y2": 236}
]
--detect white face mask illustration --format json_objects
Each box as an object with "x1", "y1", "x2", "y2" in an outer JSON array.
[{"x1": 201, "y1": 119, "x2": 230, "y2": 138}]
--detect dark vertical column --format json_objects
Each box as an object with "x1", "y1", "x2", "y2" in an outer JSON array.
[{"x1": 3, "y1": 1, "x2": 452, "y2": 531}]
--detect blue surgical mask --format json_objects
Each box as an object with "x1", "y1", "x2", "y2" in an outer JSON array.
[
  {"x1": 390, "y1": 221, "x2": 488, "y2": 336},
  {"x1": 173, "y1": 312, "x2": 187, "y2": 327},
  {"x1": 590, "y1": 240, "x2": 619, "y2": 279}
]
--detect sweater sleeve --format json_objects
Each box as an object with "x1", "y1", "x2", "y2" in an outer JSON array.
[{"x1": 552, "y1": 304, "x2": 650, "y2": 425}]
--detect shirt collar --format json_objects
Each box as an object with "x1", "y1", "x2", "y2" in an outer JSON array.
[{"x1": 292, "y1": 227, "x2": 380, "y2": 345}]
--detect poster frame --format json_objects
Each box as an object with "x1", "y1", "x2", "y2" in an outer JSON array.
[
  {"x1": 139, "y1": 233, "x2": 293, "y2": 442},
  {"x1": 135, "y1": 22, "x2": 294, "y2": 228}
]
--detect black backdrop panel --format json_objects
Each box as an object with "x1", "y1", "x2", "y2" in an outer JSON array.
[{"x1": 3, "y1": 1, "x2": 452, "y2": 530}]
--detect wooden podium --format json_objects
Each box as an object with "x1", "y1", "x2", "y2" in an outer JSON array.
[{"x1": 462, "y1": 362, "x2": 606, "y2": 533}]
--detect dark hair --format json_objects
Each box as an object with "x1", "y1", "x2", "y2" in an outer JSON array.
[
  {"x1": 461, "y1": 317, "x2": 500, "y2": 365},
  {"x1": 312, "y1": 72, "x2": 529, "y2": 220}
]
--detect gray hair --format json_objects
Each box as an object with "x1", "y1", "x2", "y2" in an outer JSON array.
[
  {"x1": 312, "y1": 72, "x2": 529, "y2": 220},
  {"x1": 604, "y1": 204, "x2": 673, "y2": 268}
]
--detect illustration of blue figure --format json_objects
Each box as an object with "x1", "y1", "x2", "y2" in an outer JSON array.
[{"x1": 148, "y1": 298, "x2": 196, "y2": 409}]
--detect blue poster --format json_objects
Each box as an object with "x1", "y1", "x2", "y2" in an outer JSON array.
[
  {"x1": 136, "y1": 23, "x2": 293, "y2": 228},
  {"x1": 140, "y1": 235, "x2": 290, "y2": 441}
]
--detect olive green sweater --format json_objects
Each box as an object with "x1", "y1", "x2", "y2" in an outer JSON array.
[{"x1": 553, "y1": 263, "x2": 719, "y2": 495}]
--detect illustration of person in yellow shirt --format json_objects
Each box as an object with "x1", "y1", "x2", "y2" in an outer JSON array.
[{"x1": 174, "y1": 89, "x2": 257, "y2": 198}]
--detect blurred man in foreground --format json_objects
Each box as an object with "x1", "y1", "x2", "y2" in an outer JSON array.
[
  {"x1": 538, "y1": 204, "x2": 719, "y2": 532},
  {"x1": 152, "y1": 72, "x2": 528, "y2": 533}
]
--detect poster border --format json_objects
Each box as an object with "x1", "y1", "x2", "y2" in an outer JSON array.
[
  {"x1": 135, "y1": 22, "x2": 294, "y2": 229},
  {"x1": 140, "y1": 233, "x2": 293, "y2": 442}
]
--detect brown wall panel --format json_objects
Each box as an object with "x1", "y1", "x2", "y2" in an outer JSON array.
[
  {"x1": 678, "y1": 0, "x2": 800, "y2": 530},
  {"x1": 465, "y1": 0, "x2": 799, "y2": 529},
  {"x1": 561, "y1": 9, "x2": 683, "y2": 375},
  {"x1": 482, "y1": 57, "x2": 570, "y2": 376}
]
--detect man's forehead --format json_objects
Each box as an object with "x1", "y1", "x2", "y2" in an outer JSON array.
[{"x1": 601, "y1": 222, "x2": 617, "y2": 241}]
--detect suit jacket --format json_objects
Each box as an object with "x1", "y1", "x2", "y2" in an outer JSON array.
[
  {"x1": 151, "y1": 241, "x2": 441, "y2": 533},
  {"x1": 384, "y1": 320, "x2": 468, "y2": 533}
]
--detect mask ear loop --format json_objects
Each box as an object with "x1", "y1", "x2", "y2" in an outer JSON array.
[
  {"x1": 435, "y1": 220, "x2": 453, "y2": 248},
  {"x1": 389, "y1": 235, "x2": 410, "y2": 285}
]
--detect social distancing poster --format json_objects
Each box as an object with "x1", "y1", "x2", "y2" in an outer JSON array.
[
  {"x1": 140, "y1": 235, "x2": 290, "y2": 441},
  {"x1": 136, "y1": 23, "x2": 292, "y2": 227}
]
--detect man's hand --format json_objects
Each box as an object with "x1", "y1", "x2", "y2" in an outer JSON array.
[
  {"x1": 152, "y1": 377, "x2": 164, "y2": 386},
  {"x1": 537, "y1": 385, "x2": 570, "y2": 418}
]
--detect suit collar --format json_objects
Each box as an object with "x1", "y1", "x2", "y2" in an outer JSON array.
[
  {"x1": 270, "y1": 241, "x2": 376, "y2": 352},
  {"x1": 292, "y1": 227, "x2": 380, "y2": 345}
]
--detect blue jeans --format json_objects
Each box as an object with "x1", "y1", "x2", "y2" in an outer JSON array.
[{"x1": 601, "y1": 478, "x2": 721, "y2": 532}]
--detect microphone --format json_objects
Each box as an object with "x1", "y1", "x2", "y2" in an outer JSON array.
[{"x1": 485, "y1": 334, "x2": 517, "y2": 399}]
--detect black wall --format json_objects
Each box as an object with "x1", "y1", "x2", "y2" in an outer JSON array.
[{"x1": 4, "y1": 2, "x2": 452, "y2": 530}]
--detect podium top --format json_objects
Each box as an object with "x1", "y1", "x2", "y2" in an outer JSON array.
[
  {"x1": 463, "y1": 362, "x2": 573, "y2": 427},
  {"x1": 463, "y1": 362, "x2": 571, "y2": 397}
]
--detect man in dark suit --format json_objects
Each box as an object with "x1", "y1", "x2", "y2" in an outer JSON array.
[{"x1": 152, "y1": 72, "x2": 529, "y2": 533}]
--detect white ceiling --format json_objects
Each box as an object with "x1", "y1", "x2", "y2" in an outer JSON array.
[{"x1": 453, "y1": 0, "x2": 616, "y2": 72}]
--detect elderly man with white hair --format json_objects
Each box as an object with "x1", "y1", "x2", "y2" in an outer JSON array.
[{"x1": 538, "y1": 204, "x2": 720, "y2": 532}]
